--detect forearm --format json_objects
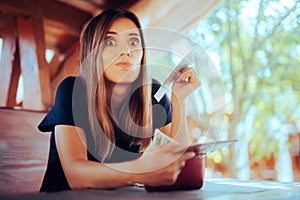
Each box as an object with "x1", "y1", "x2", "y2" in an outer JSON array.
[
  {"x1": 170, "y1": 96, "x2": 190, "y2": 145},
  {"x1": 64, "y1": 146, "x2": 195, "y2": 190},
  {"x1": 66, "y1": 159, "x2": 139, "y2": 189},
  {"x1": 55, "y1": 125, "x2": 146, "y2": 190},
  {"x1": 168, "y1": 66, "x2": 201, "y2": 144}
]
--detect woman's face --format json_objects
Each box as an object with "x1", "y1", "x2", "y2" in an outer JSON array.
[{"x1": 102, "y1": 17, "x2": 143, "y2": 83}]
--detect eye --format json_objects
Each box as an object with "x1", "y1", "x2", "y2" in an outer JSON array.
[
  {"x1": 129, "y1": 38, "x2": 140, "y2": 47},
  {"x1": 104, "y1": 38, "x2": 116, "y2": 46}
]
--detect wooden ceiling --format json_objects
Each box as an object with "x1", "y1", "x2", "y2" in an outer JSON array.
[
  {"x1": 0, "y1": 0, "x2": 221, "y2": 54},
  {"x1": 0, "y1": 0, "x2": 139, "y2": 52},
  {"x1": 59, "y1": 0, "x2": 140, "y2": 13}
]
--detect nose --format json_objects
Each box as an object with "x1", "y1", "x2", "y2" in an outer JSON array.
[{"x1": 120, "y1": 45, "x2": 131, "y2": 57}]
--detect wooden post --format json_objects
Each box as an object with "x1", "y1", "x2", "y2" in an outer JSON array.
[
  {"x1": 32, "y1": 16, "x2": 51, "y2": 110},
  {"x1": 7, "y1": 42, "x2": 20, "y2": 107},
  {"x1": 17, "y1": 16, "x2": 50, "y2": 111},
  {"x1": 0, "y1": 13, "x2": 17, "y2": 107}
]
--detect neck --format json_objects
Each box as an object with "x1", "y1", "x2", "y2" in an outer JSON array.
[{"x1": 107, "y1": 81, "x2": 132, "y2": 111}]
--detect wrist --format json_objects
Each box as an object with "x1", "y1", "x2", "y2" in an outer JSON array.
[
  {"x1": 127, "y1": 159, "x2": 144, "y2": 185},
  {"x1": 130, "y1": 173, "x2": 145, "y2": 186},
  {"x1": 111, "y1": 159, "x2": 140, "y2": 186},
  {"x1": 171, "y1": 95, "x2": 186, "y2": 113},
  {"x1": 171, "y1": 94, "x2": 185, "y2": 106}
]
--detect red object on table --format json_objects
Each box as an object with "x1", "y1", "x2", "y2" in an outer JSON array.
[{"x1": 145, "y1": 155, "x2": 205, "y2": 192}]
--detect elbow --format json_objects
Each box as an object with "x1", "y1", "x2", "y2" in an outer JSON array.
[
  {"x1": 63, "y1": 165, "x2": 90, "y2": 190},
  {"x1": 66, "y1": 173, "x2": 88, "y2": 190},
  {"x1": 68, "y1": 179, "x2": 87, "y2": 190}
]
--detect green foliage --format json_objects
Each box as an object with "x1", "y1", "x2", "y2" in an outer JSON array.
[{"x1": 190, "y1": 0, "x2": 300, "y2": 166}]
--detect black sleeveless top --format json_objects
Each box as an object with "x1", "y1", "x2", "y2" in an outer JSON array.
[{"x1": 38, "y1": 76, "x2": 172, "y2": 192}]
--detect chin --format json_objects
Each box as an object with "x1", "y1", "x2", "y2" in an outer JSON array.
[
  {"x1": 118, "y1": 74, "x2": 140, "y2": 84},
  {"x1": 106, "y1": 71, "x2": 140, "y2": 84}
]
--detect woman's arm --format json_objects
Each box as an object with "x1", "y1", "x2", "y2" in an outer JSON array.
[
  {"x1": 168, "y1": 68, "x2": 201, "y2": 145},
  {"x1": 170, "y1": 97, "x2": 190, "y2": 145},
  {"x1": 55, "y1": 125, "x2": 133, "y2": 189},
  {"x1": 158, "y1": 97, "x2": 191, "y2": 145},
  {"x1": 55, "y1": 125, "x2": 195, "y2": 190}
]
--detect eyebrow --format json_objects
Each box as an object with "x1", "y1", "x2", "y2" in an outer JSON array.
[{"x1": 106, "y1": 31, "x2": 139, "y2": 36}]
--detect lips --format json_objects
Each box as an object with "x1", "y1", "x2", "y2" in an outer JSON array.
[{"x1": 115, "y1": 62, "x2": 132, "y2": 67}]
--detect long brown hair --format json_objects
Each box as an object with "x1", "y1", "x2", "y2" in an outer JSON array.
[{"x1": 78, "y1": 9, "x2": 152, "y2": 161}]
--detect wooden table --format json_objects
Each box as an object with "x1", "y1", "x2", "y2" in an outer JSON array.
[{"x1": 1, "y1": 178, "x2": 299, "y2": 200}]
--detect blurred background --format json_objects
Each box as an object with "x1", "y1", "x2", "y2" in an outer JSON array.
[{"x1": 0, "y1": 0, "x2": 299, "y2": 195}]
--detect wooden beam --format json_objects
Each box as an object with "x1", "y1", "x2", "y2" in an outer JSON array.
[
  {"x1": 58, "y1": 0, "x2": 102, "y2": 16},
  {"x1": 7, "y1": 42, "x2": 20, "y2": 107},
  {"x1": 0, "y1": 13, "x2": 17, "y2": 107},
  {"x1": 43, "y1": 19, "x2": 79, "y2": 51},
  {"x1": 33, "y1": 16, "x2": 52, "y2": 110},
  {"x1": 17, "y1": 16, "x2": 49, "y2": 111},
  {"x1": 0, "y1": 0, "x2": 92, "y2": 37}
]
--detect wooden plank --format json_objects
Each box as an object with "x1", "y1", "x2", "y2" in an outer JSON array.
[
  {"x1": 43, "y1": 19, "x2": 79, "y2": 51},
  {"x1": 17, "y1": 16, "x2": 45, "y2": 110},
  {"x1": 0, "y1": 13, "x2": 17, "y2": 107},
  {"x1": 0, "y1": 0, "x2": 92, "y2": 37},
  {"x1": 33, "y1": 16, "x2": 52, "y2": 111},
  {"x1": 6, "y1": 43, "x2": 20, "y2": 107}
]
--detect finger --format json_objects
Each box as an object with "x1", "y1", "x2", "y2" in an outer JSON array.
[
  {"x1": 179, "y1": 72, "x2": 201, "y2": 87},
  {"x1": 179, "y1": 66, "x2": 192, "y2": 72},
  {"x1": 174, "y1": 73, "x2": 182, "y2": 83},
  {"x1": 180, "y1": 69, "x2": 197, "y2": 79},
  {"x1": 180, "y1": 161, "x2": 186, "y2": 169},
  {"x1": 152, "y1": 143, "x2": 181, "y2": 154},
  {"x1": 182, "y1": 68, "x2": 199, "y2": 77},
  {"x1": 179, "y1": 152, "x2": 196, "y2": 161},
  {"x1": 181, "y1": 67, "x2": 198, "y2": 75},
  {"x1": 165, "y1": 144, "x2": 190, "y2": 153},
  {"x1": 178, "y1": 69, "x2": 197, "y2": 80},
  {"x1": 174, "y1": 67, "x2": 192, "y2": 82},
  {"x1": 175, "y1": 161, "x2": 186, "y2": 171},
  {"x1": 164, "y1": 147, "x2": 185, "y2": 155},
  {"x1": 179, "y1": 73, "x2": 192, "y2": 83}
]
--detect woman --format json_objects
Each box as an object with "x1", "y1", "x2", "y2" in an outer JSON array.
[{"x1": 38, "y1": 9, "x2": 201, "y2": 192}]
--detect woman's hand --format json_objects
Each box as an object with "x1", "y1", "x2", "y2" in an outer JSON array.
[
  {"x1": 171, "y1": 67, "x2": 201, "y2": 102},
  {"x1": 133, "y1": 145, "x2": 195, "y2": 186}
]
